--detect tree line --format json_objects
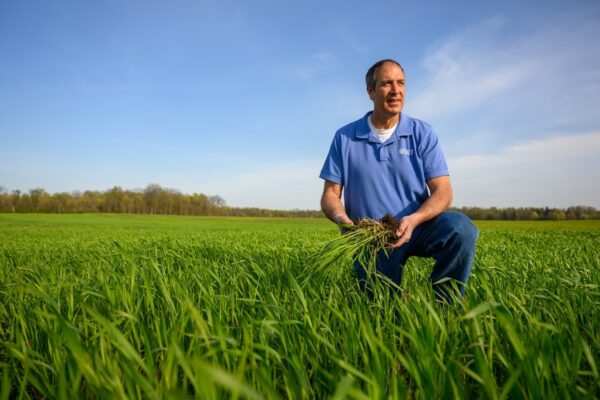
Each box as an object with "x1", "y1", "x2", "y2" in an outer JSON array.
[
  {"x1": 1, "y1": 184, "x2": 598, "y2": 220},
  {"x1": 449, "y1": 205, "x2": 599, "y2": 221},
  {"x1": 0, "y1": 184, "x2": 323, "y2": 218}
]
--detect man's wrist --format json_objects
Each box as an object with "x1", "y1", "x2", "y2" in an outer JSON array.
[
  {"x1": 406, "y1": 212, "x2": 424, "y2": 227},
  {"x1": 332, "y1": 213, "x2": 351, "y2": 225}
]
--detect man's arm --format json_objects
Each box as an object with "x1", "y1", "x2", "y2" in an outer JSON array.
[
  {"x1": 321, "y1": 180, "x2": 354, "y2": 226},
  {"x1": 391, "y1": 176, "x2": 452, "y2": 248}
]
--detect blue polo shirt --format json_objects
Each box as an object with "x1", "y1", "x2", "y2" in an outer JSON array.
[{"x1": 320, "y1": 111, "x2": 448, "y2": 220}]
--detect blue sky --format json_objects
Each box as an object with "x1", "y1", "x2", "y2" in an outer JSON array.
[{"x1": 1, "y1": 0, "x2": 599, "y2": 210}]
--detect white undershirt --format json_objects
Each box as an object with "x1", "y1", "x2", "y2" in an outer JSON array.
[{"x1": 368, "y1": 116, "x2": 397, "y2": 143}]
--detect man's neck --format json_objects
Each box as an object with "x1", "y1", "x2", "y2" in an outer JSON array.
[{"x1": 370, "y1": 111, "x2": 400, "y2": 129}]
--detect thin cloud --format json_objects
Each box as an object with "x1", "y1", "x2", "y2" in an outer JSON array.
[
  {"x1": 331, "y1": 22, "x2": 369, "y2": 55},
  {"x1": 450, "y1": 131, "x2": 600, "y2": 170},
  {"x1": 203, "y1": 159, "x2": 324, "y2": 210},
  {"x1": 410, "y1": 18, "x2": 533, "y2": 117},
  {"x1": 294, "y1": 53, "x2": 335, "y2": 79},
  {"x1": 449, "y1": 131, "x2": 600, "y2": 208},
  {"x1": 408, "y1": 16, "x2": 600, "y2": 122}
]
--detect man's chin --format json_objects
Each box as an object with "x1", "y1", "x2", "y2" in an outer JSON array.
[{"x1": 384, "y1": 108, "x2": 402, "y2": 116}]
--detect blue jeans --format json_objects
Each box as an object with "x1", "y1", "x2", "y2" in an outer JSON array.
[{"x1": 354, "y1": 211, "x2": 478, "y2": 302}]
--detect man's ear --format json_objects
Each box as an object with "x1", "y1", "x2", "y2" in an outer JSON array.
[{"x1": 367, "y1": 86, "x2": 374, "y2": 100}]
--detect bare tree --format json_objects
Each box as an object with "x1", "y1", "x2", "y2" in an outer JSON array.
[
  {"x1": 143, "y1": 184, "x2": 162, "y2": 215},
  {"x1": 29, "y1": 188, "x2": 47, "y2": 212},
  {"x1": 208, "y1": 195, "x2": 226, "y2": 207}
]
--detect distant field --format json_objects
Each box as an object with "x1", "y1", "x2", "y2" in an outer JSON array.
[{"x1": 1, "y1": 214, "x2": 599, "y2": 399}]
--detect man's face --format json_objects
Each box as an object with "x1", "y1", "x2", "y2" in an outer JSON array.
[{"x1": 367, "y1": 62, "x2": 405, "y2": 117}]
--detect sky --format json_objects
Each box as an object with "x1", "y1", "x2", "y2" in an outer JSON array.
[{"x1": 1, "y1": 0, "x2": 599, "y2": 210}]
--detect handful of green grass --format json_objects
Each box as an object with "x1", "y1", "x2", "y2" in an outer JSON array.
[{"x1": 312, "y1": 214, "x2": 400, "y2": 270}]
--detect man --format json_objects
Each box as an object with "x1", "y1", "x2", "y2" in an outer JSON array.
[{"x1": 319, "y1": 59, "x2": 478, "y2": 301}]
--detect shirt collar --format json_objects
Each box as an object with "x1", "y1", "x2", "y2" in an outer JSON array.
[{"x1": 355, "y1": 111, "x2": 413, "y2": 142}]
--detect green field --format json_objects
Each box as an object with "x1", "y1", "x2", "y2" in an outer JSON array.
[{"x1": 1, "y1": 214, "x2": 599, "y2": 399}]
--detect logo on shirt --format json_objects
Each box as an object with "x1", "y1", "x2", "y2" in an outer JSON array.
[{"x1": 399, "y1": 148, "x2": 414, "y2": 156}]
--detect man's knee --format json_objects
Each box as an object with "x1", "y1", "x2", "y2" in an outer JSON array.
[{"x1": 440, "y1": 211, "x2": 478, "y2": 248}]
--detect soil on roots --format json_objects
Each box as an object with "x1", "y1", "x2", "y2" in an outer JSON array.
[{"x1": 351, "y1": 213, "x2": 400, "y2": 248}]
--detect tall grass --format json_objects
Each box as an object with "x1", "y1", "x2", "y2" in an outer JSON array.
[{"x1": 0, "y1": 214, "x2": 599, "y2": 399}]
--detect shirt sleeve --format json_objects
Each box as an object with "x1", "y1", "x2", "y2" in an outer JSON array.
[
  {"x1": 419, "y1": 125, "x2": 449, "y2": 181},
  {"x1": 319, "y1": 131, "x2": 344, "y2": 185}
]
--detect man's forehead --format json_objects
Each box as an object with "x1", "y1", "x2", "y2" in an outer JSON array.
[{"x1": 377, "y1": 63, "x2": 404, "y2": 79}]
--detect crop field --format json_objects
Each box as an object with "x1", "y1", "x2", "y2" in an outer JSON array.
[{"x1": 1, "y1": 214, "x2": 599, "y2": 399}]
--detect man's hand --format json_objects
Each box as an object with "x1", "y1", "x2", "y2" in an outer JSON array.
[
  {"x1": 390, "y1": 176, "x2": 453, "y2": 249},
  {"x1": 334, "y1": 214, "x2": 354, "y2": 234},
  {"x1": 391, "y1": 214, "x2": 418, "y2": 248},
  {"x1": 335, "y1": 214, "x2": 354, "y2": 226}
]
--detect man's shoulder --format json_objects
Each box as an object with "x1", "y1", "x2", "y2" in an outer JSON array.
[
  {"x1": 401, "y1": 114, "x2": 434, "y2": 134},
  {"x1": 335, "y1": 113, "x2": 370, "y2": 139}
]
